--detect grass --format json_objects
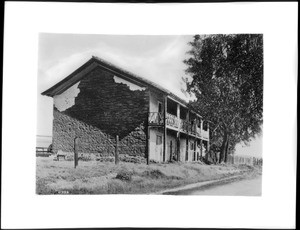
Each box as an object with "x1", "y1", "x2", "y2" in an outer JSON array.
[{"x1": 36, "y1": 156, "x2": 261, "y2": 195}]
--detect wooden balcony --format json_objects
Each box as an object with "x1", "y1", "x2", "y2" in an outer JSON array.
[
  {"x1": 191, "y1": 125, "x2": 209, "y2": 139},
  {"x1": 201, "y1": 129, "x2": 209, "y2": 139},
  {"x1": 179, "y1": 119, "x2": 189, "y2": 133},
  {"x1": 148, "y1": 112, "x2": 163, "y2": 126},
  {"x1": 189, "y1": 123, "x2": 197, "y2": 136},
  {"x1": 166, "y1": 113, "x2": 179, "y2": 128},
  {"x1": 151, "y1": 112, "x2": 209, "y2": 139}
]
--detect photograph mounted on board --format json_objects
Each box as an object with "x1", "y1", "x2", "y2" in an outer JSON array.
[{"x1": 36, "y1": 34, "x2": 263, "y2": 195}]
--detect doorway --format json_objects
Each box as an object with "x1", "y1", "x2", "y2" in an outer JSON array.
[{"x1": 155, "y1": 134, "x2": 163, "y2": 162}]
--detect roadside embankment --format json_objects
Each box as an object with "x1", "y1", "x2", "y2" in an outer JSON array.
[{"x1": 36, "y1": 157, "x2": 262, "y2": 194}]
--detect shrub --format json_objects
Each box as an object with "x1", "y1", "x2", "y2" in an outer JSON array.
[
  {"x1": 65, "y1": 155, "x2": 74, "y2": 161},
  {"x1": 149, "y1": 159, "x2": 159, "y2": 164},
  {"x1": 96, "y1": 157, "x2": 114, "y2": 162},
  {"x1": 119, "y1": 155, "x2": 146, "y2": 164},
  {"x1": 47, "y1": 144, "x2": 53, "y2": 153},
  {"x1": 79, "y1": 155, "x2": 93, "y2": 161},
  {"x1": 142, "y1": 169, "x2": 166, "y2": 179},
  {"x1": 116, "y1": 171, "x2": 133, "y2": 181}
]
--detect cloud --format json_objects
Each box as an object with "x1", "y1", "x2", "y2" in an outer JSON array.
[{"x1": 39, "y1": 35, "x2": 193, "y2": 101}]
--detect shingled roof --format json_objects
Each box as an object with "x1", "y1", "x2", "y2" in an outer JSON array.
[{"x1": 42, "y1": 56, "x2": 188, "y2": 105}]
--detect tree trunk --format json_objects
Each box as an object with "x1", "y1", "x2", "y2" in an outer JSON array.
[
  {"x1": 214, "y1": 151, "x2": 218, "y2": 164},
  {"x1": 224, "y1": 139, "x2": 229, "y2": 163},
  {"x1": 219, "y1": 129, "x2": 228, "y2": 164}
]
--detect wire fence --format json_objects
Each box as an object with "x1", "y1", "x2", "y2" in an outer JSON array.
[{"x1": 227, "y1": 154, "x2": 263, "y2": 166}]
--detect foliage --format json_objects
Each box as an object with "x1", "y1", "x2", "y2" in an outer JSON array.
[
  {"x1": 184, "y1": 34, "x2": 263, "y2": 163},
  {"x1": 47, "y1": 144, "x2": 53, "y2": 153},
  {"x1": 116, "y1": 170, "x2": 133, "y2": 181},
  {"x1": 36, "y1": 158, "x2": 257, "y2": 194}
]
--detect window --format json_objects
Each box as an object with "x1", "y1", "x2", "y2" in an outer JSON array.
[
  {"x1": 158, "y1": 101, "x2": 162, "y2": 114},
  {"x1": 197, "y1": 118, "x2": 201, "y2": 128},
  {"x1": 190, "y1": 142, "x2": 194, "y2": 150},
  {"x1": 156, "y1": 135, "x2": 162, "y2": 145},
  {"x1": 203, "y1": 121, "x2": 208, "y2": 131}
]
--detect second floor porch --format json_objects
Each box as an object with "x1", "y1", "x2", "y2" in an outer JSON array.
[{"x1": 148, "y1": 111, "x2": 209, "y2": 139}]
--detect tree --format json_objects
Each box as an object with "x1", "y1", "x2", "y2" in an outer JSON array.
[{"x1": 184, "y1": 34, "x2": 263, "y2": 163}]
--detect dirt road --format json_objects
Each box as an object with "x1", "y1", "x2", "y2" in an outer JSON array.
[{"x1": 173, "y1": 175, "x2": 262, "y2": 196}]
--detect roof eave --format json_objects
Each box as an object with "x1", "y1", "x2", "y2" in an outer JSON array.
[{"x1": 41, "y1": 57, "x2": 96, "y2": 97}]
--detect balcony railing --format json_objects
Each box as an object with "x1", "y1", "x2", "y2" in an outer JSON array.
[
  {"x1": 166, "y1": 113, "x2": 179, "y2": 128},
  {"x1": 179, "y1": 119, "x2": 189, "y2": 133},
  {"x1": 189, "y1": 123, "x2": 197, "y2": 136},
  {"x1": 148, "y1": 112, "x2": 163, "y2": 126},
  {"x1": 201, "y1": 129, "x2": 209, "y2": 139},
  {"x1": 196, "y1": 127, "x2": 201, "y2": 137},
  {"x1": 153, "y1": 112, "x2": 209, "y2": 139}
]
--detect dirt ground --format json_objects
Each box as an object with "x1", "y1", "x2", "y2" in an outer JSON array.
[{"x1": 36, "y1": 156, "x2": 262, "y2": 195}]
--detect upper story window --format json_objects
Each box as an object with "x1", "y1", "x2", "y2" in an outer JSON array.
[
  {"x1": 203, "y1": 121, "x2": 208, "y2": 131},
  {"x1": 158, "y1": 101, "x2": 162, "y2": 114},
  {"x1": 166, "y1": 98, "x2": 177, "y2": 116},
  {"x1": 180, "y1": 106, "x2": 187, "y2": 120},
  {"x1": 197, "y1": 118, "x2": 201, "y2": 128}
]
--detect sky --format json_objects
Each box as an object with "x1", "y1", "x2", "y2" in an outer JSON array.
[{"x1": 37, "y1": 33, "x2": 262, "y2": 157}]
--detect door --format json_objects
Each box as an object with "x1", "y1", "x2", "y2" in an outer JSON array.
[
  {"x1": 155, "y1": 135, "x2": 163, "y2": 162},
  {"x1": 190, "y1": 141, "x2": 194, "y2": 161}
]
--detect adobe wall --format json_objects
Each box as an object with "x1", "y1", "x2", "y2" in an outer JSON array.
[
  {"x1": 52, "y1": 66, "x2": 149, "y2": 157},
  {"x1": 149, "y1": 128, "x2": 164, "y2": 162}
]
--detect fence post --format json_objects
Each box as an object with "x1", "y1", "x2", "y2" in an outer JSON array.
[
  {"x1": 115, "y1": 135, "x2": 119, "y2": 165},
  {"x1": 74, "y1": 137, "x2": 78, "y2": 168}
]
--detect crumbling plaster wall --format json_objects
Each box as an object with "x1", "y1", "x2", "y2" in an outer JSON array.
[
  {"x1": 52, "y1": 66, "x2": 149, "y2": 157},
  {"x1": 54, "y1": 82, "x2": 81, "y2": 112}
]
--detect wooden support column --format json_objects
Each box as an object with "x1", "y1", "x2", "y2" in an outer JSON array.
[
  {"x1": 74, "y1": 137, "x2": 78, "y2": 168},
  {"x1": 176, "y1": 104, "x2": 180, "y2": 161},
  {"x1": 200, "y1": 119, "x2": 203, "y2": 134},
  {"x1": 200, "y1": 139, "x2": 203, "y2": 158},
  {"x1": 185, "y1": 110, "x2": 190, "y2": 162},
  {"x1": 146, "y1": 91, "x2": 150, "y2": 165},
  {"x1": 205, "y1": 122, "x2": 210, "y2": 161},
  {"x1": 200, "y1": 119, "x2": 203, "y2": 159},
  {"x1": 177, "y1": 104, "x2": 180, "y2": 125},
  {"x1": 163, "y1": 96, "x2": 167, "y2": 162}
]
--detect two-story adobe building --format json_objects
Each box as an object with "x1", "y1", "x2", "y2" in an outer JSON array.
[{"x1": 42, "y1": 56, "x2": 210, "y2": 163}]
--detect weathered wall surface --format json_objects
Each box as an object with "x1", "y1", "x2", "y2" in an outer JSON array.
[
  {"x1": 166, "y1": 131, "x2": 176, "y2": 162},
  {"x1": 52, "y1": 66, "x2": 149, "y2": 157},
  {"x1": 54, "y1": 82, "x2": 81, "y2": 112},
  {"x1": 149, "y1": 128, "x2": 164, "y2": 162},
  {"x1": 53, "y1": 108, "x2": 116, "y2": 157},
  {"x1": 186, "y1": 137, "x2": 200, "y2": 162},
  {"x1": 179, "y1": 136, "x2": 187, "y2": 162},
  {"x1": 149, "y1": 91, "x2": 165, "y2": 113},
  {"x1": 148, "y1": 91, "x2": 166, "y2": 162}
]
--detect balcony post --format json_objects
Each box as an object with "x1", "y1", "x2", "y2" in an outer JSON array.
[
  {"x1": 163, "y1": 96, "x2": 167, "y2": 162},
  {"x1": 146, "y1": 91, "x2": 150, "y2": 165},
  {"x1": 176, "y1": 104, "x2": 180, "y2": 130},
  {"x1": 200, "y1": 138, "x2": 203, "y2": 158},
  {"x1": 185, "y1": 110, "x2": 190, "y2": 161},
  {"x1": 176, "y1": 104, "x2": 180, "y2": 161}
]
